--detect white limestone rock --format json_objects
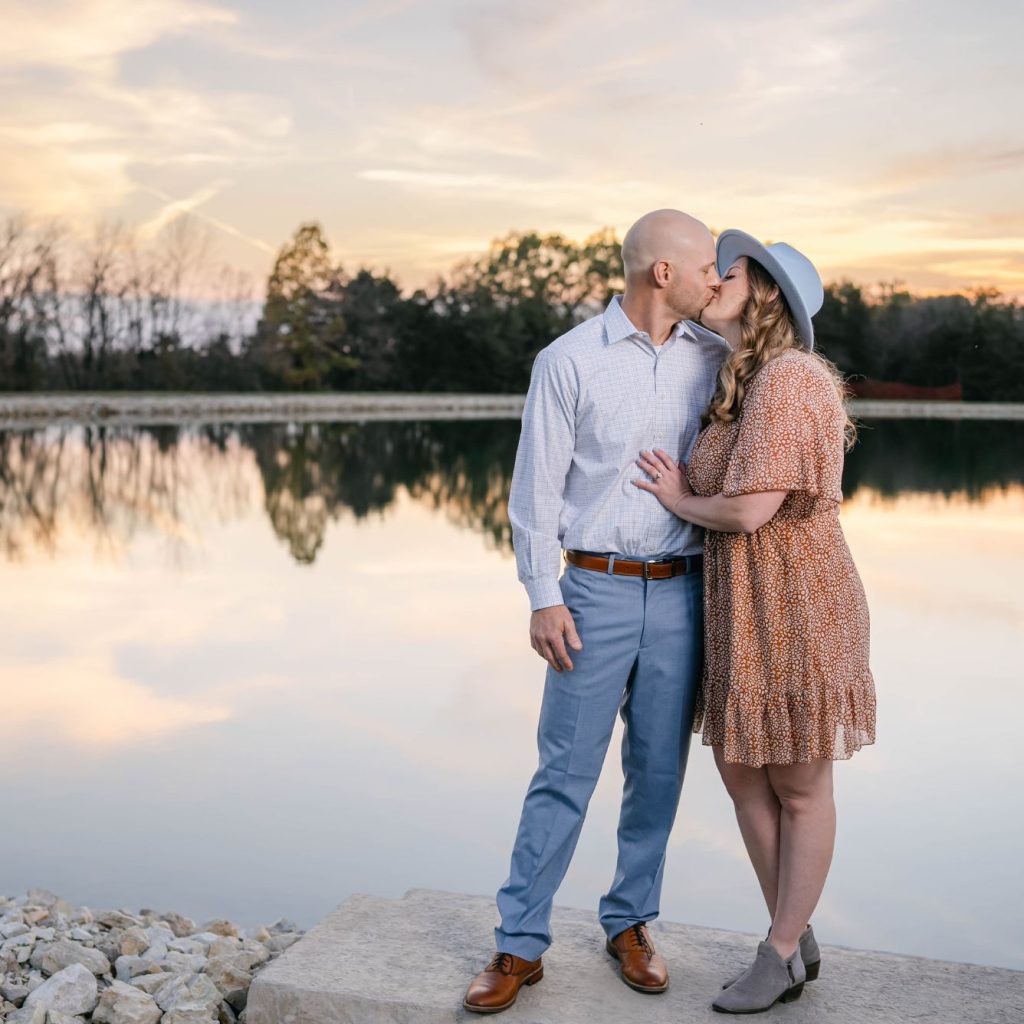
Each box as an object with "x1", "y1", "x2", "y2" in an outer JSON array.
[
  {"x1": 237, "y1": 941, "x2": 268, "y2": 969},
  {"x1": 266, "y1": 920, "x2": 298, "y2": 937},
  {"x1": 119, "y1": 928, "x2": 150, "y2": 957},
  {"x1": 204, "y1": 955, "x2": 252, "y2": 1011},
  {"x1": 38, "y1": 940, "x2": 110, "y2": 977},
  {"x1": 188, "y1": 934, "x2": 221, "y2": 951},
  {"x1": 113, "y1": 956, "x2": 162, "y2": 982},
  {"x1": 22, "y1": 964, "x2": 98, "y2": 1017},
  {"x1": 45, "y1": 912, "x2": 70, "y2": 934},
  {"x1": 162, "y1": 1012, "x2": 218, "y2": 1024},
  {"x1": 141, "y1": 926, "x2": 174, "y2": 958},
  {"x1": 160, "y1": 914, "x2": 197, "y2": 940},
  {"x1": 44, "y1": 1010, "x2": 84, "y2": 1024},
  {"x1": 93, "y1": 934, "x2": 122, "y2": 966},
  {"x1": 127, "y1": 975, "x2": 171, "y2": 997},
  {"x1": 1, "y1": 978, "x2": 29, "y2": 1005},
  {"x1": 6, "y1": 1002, "x2": 47, "y2": 1024},
  {"x1": 199, "y1": 922, "x2": 237, "y2": 940},
  {"x1": 167, "y1": 939, "x2": 207, "y2": 957},
  {"x1": 263, "y1": 933, "x2": 300, "y2": 954},
  {"x1": 162, "y1": 952, "x2": 207, "y2": 974},
  {"x1": 23, "y1": 893, "x2": 58, "y2": 910},
  {"x1": 92, "y1": 980, "x2": 162, "y2": 1024},
  {"x1": 28, "y1": 944, "x2": 53, "y2": 971},
  {"x1": 96, "y1": 912, "x2": 142, "y2": 932},
  {"x1": 205, "y1": 939, "x2": 238, "y2": 960},
  {"x1": 155, "y1": 973, "x2": 222, "y2": 1017}
]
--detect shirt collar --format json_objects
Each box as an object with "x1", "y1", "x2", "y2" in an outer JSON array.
[{"x1": 602, "y1": 295, "x2": 697, "y2": 346}]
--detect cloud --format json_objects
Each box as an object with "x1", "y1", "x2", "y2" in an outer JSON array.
[
  {"x1": 1, "y1": 0, "x2": 1022, "y2": 294},
  {"x1": 0, "y1": 0, "x2": 237, "y2": 75},
  {"x1": 0, "y1": 0, "x2": 292, "y2": 255},
  {"x1": 137, "y1": 179, "x2": 233, "y2": 238},
  {"x1": 1, "y1": 653, "x2": 232, "y2": 748}
]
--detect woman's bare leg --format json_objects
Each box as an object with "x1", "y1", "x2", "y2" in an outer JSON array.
[
  {"x1": 713, "y1": 745, "x2": 782, "y2": 918},
  {"x1": 765, "y1": 758, "x2": 835, "y2": 959}
]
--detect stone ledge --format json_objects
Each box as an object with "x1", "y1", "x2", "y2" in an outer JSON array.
[
  {"x1": 0, "y1": 393, "x2": 1021, "y2": 428},
  {"x1": 245, "y1": 889, "x2": 1023, "y2": 1024}
]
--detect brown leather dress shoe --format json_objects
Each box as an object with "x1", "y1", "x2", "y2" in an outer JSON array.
[
  {"x1": 463, "y1": 952, "x2": 544, "y2": 1014},
  {"x1": 606, "y1": 922, "x2": 669, "y2": 993}
]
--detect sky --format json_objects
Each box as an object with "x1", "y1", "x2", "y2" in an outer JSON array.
[{"x1": 2, "y1": 0, "x2": 1022, "y2": 296}]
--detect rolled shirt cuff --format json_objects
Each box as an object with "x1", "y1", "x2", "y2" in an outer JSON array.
[{"x1": 524, "y1": 575, "x2": 565, "y2": 612}]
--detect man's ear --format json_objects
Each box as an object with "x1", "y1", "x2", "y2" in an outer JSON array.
[{"x1": 652, "y1": 259, "x2": 671, "y2": 288}]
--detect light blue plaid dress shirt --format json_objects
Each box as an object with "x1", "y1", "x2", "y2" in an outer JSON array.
[{"x1": 509, "y1": 295, "x2": 729, "y2": 610}]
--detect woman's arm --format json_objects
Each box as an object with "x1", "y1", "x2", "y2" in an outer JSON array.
[
  {"x1": 669, "y1": 489, "x2": 787, "y2": 534},
  {"x1": 633, "y1": 448, "x2": 787, "y2": 534}
]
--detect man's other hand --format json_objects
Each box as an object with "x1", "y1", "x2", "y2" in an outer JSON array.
[{"x1": 530, "y1": 605, "x2": 583, "y2": 672}]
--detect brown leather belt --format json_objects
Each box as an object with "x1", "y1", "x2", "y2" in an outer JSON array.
[{"x1": 565, "y1": 550, "x2": 703, "y2": 579}]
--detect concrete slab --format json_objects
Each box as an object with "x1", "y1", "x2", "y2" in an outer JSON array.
[{"x1": 246, "y1": 890, "x2": 1023, "y2": 1024}]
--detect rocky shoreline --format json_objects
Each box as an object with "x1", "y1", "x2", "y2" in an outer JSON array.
[{"x1": 0, "y1": 889, "x2": 304, "y2": 1024}]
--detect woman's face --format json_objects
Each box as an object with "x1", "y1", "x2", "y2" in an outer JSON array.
[{"x1": 701, "y1": 256, "x2": 750, "y2": 334}]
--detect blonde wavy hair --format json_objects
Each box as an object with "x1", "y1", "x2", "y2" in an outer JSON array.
[{"x1": 705, "y1": 258, "x2": 857, "y2": 450}]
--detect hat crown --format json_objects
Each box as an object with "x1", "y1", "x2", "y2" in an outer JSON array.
[
  {"x1": 715, "y1": 229, "x2": 823, "y2": 348},
  {"x1": 762, "y1": 242, "x2": 824, "y2": 316}
]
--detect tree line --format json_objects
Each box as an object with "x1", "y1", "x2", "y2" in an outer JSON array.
[{"x1": 1, "y1": 218, "x2": 1021, "y2": 400}]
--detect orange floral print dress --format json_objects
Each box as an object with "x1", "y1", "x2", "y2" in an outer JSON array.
[{"x1": 688, "y1": 349, "x2": 876, "y2": 766}]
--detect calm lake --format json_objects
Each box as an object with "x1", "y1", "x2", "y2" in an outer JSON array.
[{"x1": 1, "y1": 415, "x2": 1022, "y2": 971}]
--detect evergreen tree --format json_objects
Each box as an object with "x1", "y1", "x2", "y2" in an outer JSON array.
[{"x1": 255, "y1": 223, "x2": 356, "y2": 390}]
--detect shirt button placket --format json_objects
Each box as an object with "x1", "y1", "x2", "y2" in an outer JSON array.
[{"x1": 646, "y1": 349, "x2": 660, "y2": 553}]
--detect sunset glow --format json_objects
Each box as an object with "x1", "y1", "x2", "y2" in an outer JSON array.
[{"x1": 2, "y1": 0, "x2": 1022, "y2": 295}]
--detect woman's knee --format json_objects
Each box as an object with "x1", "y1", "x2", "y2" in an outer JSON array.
[
  {"x1": 768, "y1": 761, "x2": 834, "y2": 814},
  {"x1": 714, "y1": 748, "x2": 773, "y2": 806}
]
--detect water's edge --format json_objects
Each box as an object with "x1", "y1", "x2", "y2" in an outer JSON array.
[{"x1": 1, "y1": 392, "x2": 1022, "y2": 427}]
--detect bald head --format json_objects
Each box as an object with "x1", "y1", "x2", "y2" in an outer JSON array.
[
  {"x1": 620, "y1": 209, "x2": 719, "y2": 321},
  {"x1": 621, "y1": 209, "x2": 714, "y2": 283}
]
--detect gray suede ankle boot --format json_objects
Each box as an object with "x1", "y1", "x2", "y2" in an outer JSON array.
[
  {"x1": 800, "y1": 925, "x2": 821, "y2": 981},
  {"x1": 722, "y1": 925, "x2": 820, "y2": 988},
  {"x1": 712, "y1": 941, "x2": 805, "y2": 1014}
]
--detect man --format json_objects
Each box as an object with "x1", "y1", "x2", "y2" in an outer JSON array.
[{"x1": 463, "y1": 210, "x2": 728, "y2": 1014}]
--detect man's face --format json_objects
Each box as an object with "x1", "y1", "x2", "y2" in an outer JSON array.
[{"x1": 666, "y1": 235, "x2": 720, "y2": 320}]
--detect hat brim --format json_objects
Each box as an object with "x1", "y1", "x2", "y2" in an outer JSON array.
[{"x1": 716, "y1": 229, "x2": 816, "y2": 350}]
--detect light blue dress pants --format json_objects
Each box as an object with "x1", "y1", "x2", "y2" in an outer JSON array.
[{"x1": 495, "y1": 559, "x2": 703, "y2": 960}]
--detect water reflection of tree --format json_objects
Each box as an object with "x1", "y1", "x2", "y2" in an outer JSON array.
[
  {"x1": 1, "y1": 419, "x2": 1020, "y2": 564},
  {"x1": 240, "y1": 421, "x2": 518, "y2": 562},
  {"x1": 843, "y1": 419, "x2": 1024, "y2": 501},
  {"x1": 0, "y1": 424, "x2": 253, "y2": 561}
]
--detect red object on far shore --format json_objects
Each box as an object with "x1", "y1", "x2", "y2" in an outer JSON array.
[{"x1": 848, "y1": 378, "x2": 963, "y2": 401}]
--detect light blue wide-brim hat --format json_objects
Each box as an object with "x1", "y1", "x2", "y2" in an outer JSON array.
[{"x1": 716, "y1": 229, "x2": 824, "y2": 350}]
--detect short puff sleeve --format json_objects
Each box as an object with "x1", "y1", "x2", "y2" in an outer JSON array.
[{"x1": 722, "y1": 353, "x2": 842, "y2": 499}]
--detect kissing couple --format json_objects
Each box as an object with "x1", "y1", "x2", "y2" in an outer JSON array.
[{"x1": 463, "y1": 209, "x2": 877, "y2": 1015}]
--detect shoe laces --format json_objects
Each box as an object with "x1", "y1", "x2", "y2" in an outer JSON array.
[
  {"x1": 628, "y1": 923, "x2": 655, "y2": 958},
  {"x1": 487, "y1": 952, "x2": 513, "y2": 974}
]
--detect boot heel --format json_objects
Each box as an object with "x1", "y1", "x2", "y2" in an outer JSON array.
[
  {"x1": 805, "y1": 960, "x2": 820, "y2": 982},
  {"x1": 526, "y1": 968, "x2": 544, "y2": 986},
  {"x1": 780, "y1": 982, "x2": 804, "y2": 1003}
]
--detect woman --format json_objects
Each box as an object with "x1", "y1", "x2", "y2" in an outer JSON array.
[{"x1": 633, "y1": 230, "x2": 876, "y2": 1014}]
